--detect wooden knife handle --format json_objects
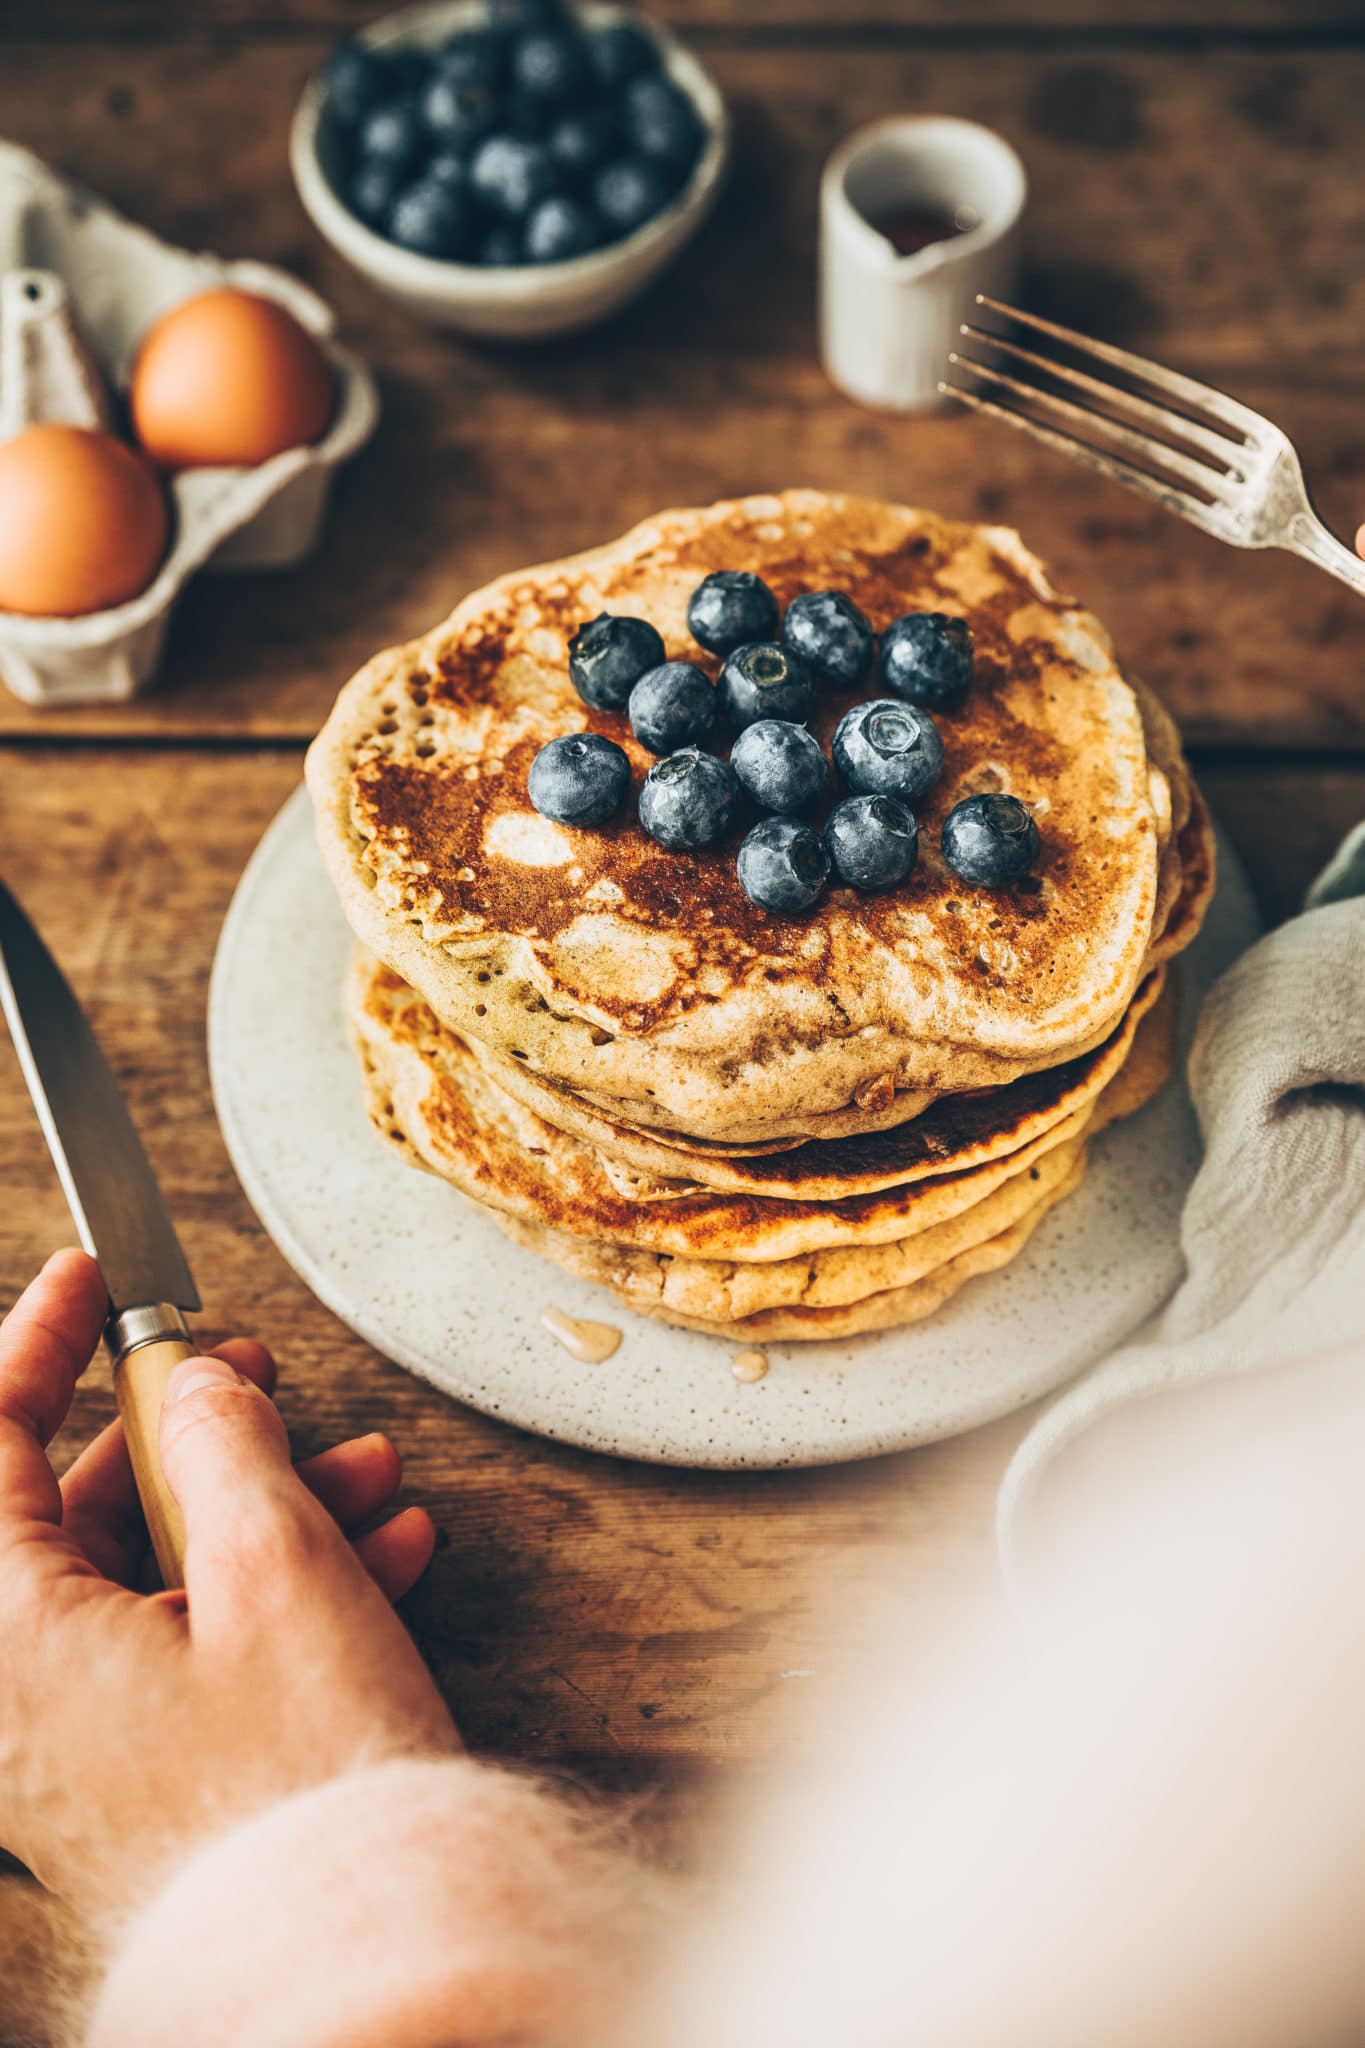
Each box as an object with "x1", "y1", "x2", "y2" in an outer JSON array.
[{"x1": 113, "y1": 1337, "x2": 192, "y2": 1590}]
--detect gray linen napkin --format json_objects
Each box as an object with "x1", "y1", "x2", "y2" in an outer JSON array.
[{"x1": 998, "y1": 827, "x2": 1365, "y2": 1583}]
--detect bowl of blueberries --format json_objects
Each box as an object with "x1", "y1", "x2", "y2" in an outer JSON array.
[{"x1": 291, "y1": 0, "x2": 728, "y2": 336}]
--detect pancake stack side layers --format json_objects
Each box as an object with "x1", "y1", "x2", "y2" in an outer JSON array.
[{"x1": 307, "y1": 492, "x2": 1214, "y2": 1340}]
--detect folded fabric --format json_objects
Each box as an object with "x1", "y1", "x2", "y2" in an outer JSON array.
[{"x1": 999, "y1": 846, "x2": 1365, "y2": 1587}]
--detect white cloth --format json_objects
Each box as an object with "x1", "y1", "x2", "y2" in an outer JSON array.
[{"x1": 999, "y1": 843, "x2": 1365, "y2": 1585}]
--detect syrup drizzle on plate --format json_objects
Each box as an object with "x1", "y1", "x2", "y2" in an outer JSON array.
[{"x1": 542, "y1": 1306, "x2": 622, "y2": 1364}]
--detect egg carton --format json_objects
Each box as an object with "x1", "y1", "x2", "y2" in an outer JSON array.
[{"x1": 0, "y1": 141, "x2": 380, "y2": 707}]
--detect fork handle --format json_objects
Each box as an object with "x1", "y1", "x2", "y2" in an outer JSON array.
[{"x1": 1286, "y1": 511, "x2": 1365, "y2": 596}]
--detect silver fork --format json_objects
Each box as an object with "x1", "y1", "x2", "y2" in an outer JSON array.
[{"x1": 941, "y1": 297, "x2": 1365, "y2": 596}]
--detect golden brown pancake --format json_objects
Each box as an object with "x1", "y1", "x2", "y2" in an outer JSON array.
[
  {"x1": 463, "y1": 1156, "x2": 1090, "y2": 1342},
  {"x1": 1147, "y1": 790, "x2": 1216, "y2": 972},
  {"x1": 309, "y1": 491, "x2": 1189, "y2": 1142},
  {"x1": 450, "y1": 966, "x2": 1170, "y2": 1199},
  {"x1": 516, "y1": 773, "x2": 1205, "y2": 1150},
  {"x1": 350, "y1": 944, "x2": 1173, "y2": 1227},
  {"x1": 352, "y1": 959, "x2": 1173, "y2": 1328}
]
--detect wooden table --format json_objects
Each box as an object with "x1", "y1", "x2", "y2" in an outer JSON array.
[{"x1": 1, "y1": 0, "x2": 1362, "y2": 1798}]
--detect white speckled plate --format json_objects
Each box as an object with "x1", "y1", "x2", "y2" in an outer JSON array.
[{"x1": 209, "y1": 786, "x2": 1258, "y2": 1469}]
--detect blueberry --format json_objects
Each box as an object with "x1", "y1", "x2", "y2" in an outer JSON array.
[
  {"x1": 528, "y1": 732, "x2": 630, "y2": 827},
  {"x1": 547, "y1": 105, "x2": 619, "y2": 182},
  {"x1": 420, "y1": 72, "x2": 499, "y2": 153},
  {"x1": 638, "y1": 748, "x2": 738, "y2": 851},
  {"x1": 478, "y1": 222, "x2": 526, "y2": 266},
  {"x1": 628, "y1": 662, "x2": 716, "y2": 755},
  {"x1": 593, "y1": 156, "x2": 674, "y2": 237},
  {"x1": 503, "y1": 88, "x2": 552, "y2": 139},
  {"x1": 433, "y1": 29, "x2": 510, "y2": 93},
  {"x1": 825, "y1": 794, "x2": 919, "y2": 891},
  {"x1": 324, "y1": 43, "x2": 398, "y2": 128},
  {"x1": 568, "y1": 612, "x2": 666, "y2": 711},
  {"x1": 783, "y1": 589, "x2": 875, "y2": 690},
  {"x1": 720, "y1": 642, "x2": 816, "y2": 732},
  {"x1": 384, "y1": 50, "x2": 432, "y2": 99},
  {"x1": 623, "y1": 73, "x2": 703, "y2": 173},
  {"x1": 349, "y1": 155, "x2": 404, "y2": 226},
  {"x1": 737, "y1": 816, "x2": 830, "y2": 915},
  {"x1": 832, "y1": 699, "x2": 943, "y2": 803},
  {"x1": 687, "y1": 570, "x2": 780, "y2": 657},
  {"x1": 587, "y1": 21, "x2": 660, "y2": 91},
  {"x1": 524, "y1": 192, "x2": 603, "y2": 262},
  {"x1": 356, "y1": 97, "x2": 426, "y2": 174},
  {"x1": 730, "y1": 720, "x2": 827, "y2": 815},
  {"x1": 426, "y1": 150, "x2": 470, "y2": 189},
  {"x1": 882, "y1": 611, "x2": 973, "y2": 711},
  {"x1": 511, "y1": 27, "x2": 588, "y2": 103},
  {"x1": 941, "y1": 793, "x2": 1039, "y2": 887},
  {"x1": 470, "y1": 133, "x2": 557, "y2": 216},
  {"x1": 387, "y1": 177, "x2": 477, "y2": 259}
]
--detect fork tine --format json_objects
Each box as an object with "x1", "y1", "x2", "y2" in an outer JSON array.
[
  {"x1": 947, "y1": 353, "x2": 1234, "y2": 500},
  {"x1": 974, "y1": 296, "x2": 1267, "y2": 443},
  {"x1": 957, "y1": 325, "x2": 1247, "y2": 473},
  {"x1": 940, "y1": 375, "x2": 1231, "y2": 539}
]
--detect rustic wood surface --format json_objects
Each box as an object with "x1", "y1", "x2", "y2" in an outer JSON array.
[
  {"x1": 1, "y1": 37, "x2": 1364, "y2": 743},
  {"x1": 1, "y1": 745, "x2": 1360, "y2": 1769},
  {"x1": 0, "y1": 0, "x2": 1362, "y2": 1808}
]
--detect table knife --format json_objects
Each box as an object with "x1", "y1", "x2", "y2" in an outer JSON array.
[{"x1": 0, "y1": 878, "x2": 197, "y2": 1588}]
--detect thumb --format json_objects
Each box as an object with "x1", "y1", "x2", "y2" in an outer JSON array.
[
  {"x1": 160, "y1": 1356, "x2": 292, "y2": 1505},
  {"x1": 159, "y1": 1356, "x2": 337, "y2": 1621}
]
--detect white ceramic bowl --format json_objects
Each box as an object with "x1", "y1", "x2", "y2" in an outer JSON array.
[{"x1": 291, "y1": 0, "x2": 729, "y2": 338}]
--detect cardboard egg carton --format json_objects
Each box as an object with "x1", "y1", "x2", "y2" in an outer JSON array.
[{"x1": 0, "y1": 142, "x2": 380, "y2": 708}]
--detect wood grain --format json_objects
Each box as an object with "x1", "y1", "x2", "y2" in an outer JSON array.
[
  {"x1": 1193, "y1": 760, "x2": 1365, "y2": 925},
  {"x1": 0, "y1": 0, "x2": 1360, "y2": 1801},
  {"x1": 726, "y1": 44, "x2": 1365, "y2": 380},
  {"x1": 6, "y1": 379, "x2": 1365, "y2": 749},
  {"x1": 0, "y1": 42, "x2": 1363, "y2": 744},
  {"x1": 0, "y1": 746, "x2": 1360, "y2": 1768},
  {"x1": 7, "y1": 38, "x2": 1359, "y2": 374}
]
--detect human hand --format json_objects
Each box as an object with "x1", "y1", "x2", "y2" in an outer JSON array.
[{"x1": 0, "y1": 1249, "x2": 460, "y2": 1917}]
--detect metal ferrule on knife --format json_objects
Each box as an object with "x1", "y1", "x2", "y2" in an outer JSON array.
[{"x1": 107, "y1": 1302, "x2": 193, "y2": 1361}]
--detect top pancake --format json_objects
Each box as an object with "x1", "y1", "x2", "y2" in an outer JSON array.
[
  {"x1": 543, "y1": 782, "x2": 1208, "y2": 1147},
  {"x1": 308, "y1": 491, "x2": 1174, "y2": 1142}
]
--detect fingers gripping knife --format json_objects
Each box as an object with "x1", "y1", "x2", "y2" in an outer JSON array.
[{"x1": 0, "y1": 880, "x2": 196, "y2": 1587}]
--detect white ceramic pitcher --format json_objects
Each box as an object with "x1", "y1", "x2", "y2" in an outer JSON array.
[{"x1": 820, "y1": 116, "x2": 1027, "y2": 414}]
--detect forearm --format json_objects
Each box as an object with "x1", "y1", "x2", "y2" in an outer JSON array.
[{"x1": 87, "y1": 1757, "x2": 670, "y2": 2048}]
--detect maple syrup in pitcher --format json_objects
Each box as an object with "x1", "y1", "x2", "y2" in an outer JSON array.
[
  {"x1": 822, "y1": 117, "x2": 1025, "y2": 407},
  {"x1": 862, "y1": 200, "x2": 979, "y2": 257}
]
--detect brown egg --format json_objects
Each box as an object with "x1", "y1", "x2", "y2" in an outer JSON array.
[
  {"x1": 0, "y1": 424, "x2": 169, "y2": 618},
  {"x1": 131, "y1": 288, "x2": 334, "y2": 471}
]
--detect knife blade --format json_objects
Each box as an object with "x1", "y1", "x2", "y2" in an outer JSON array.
[{"x1": 0, "y1": 877, "x2": 198, "y2": 1586}]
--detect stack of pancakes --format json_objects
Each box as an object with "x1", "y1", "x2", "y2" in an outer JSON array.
[{"x1": 308, "y1": 491, "x2": 1214, "y2": 1343}]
